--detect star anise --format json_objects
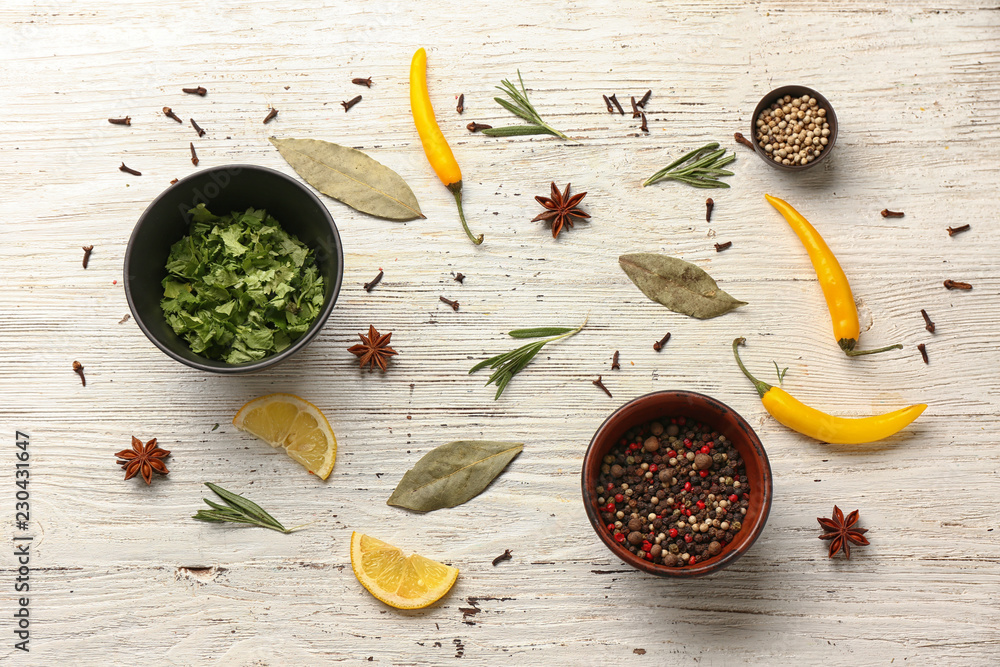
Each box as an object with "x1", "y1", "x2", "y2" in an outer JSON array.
[
  {"x1": 532, "y1": 182, "x2": 589, "y2": 238},
  {"x1": 115, "y1": 436, "x2": 170, "y2": 485},
  {"x1": 817, "y1": 505, "x2": 869, "y2": 559},
  {"x1": 348, "y1": 325, "x2": 398, "y2": 371}
]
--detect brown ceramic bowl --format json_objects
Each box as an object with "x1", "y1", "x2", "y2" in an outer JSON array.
[
  {"x1": 749, "y1": 85, "x2": 838, "y2": 172},
  {"x1": 582, "y1": 391, "x2": 773, "y2": 577}
]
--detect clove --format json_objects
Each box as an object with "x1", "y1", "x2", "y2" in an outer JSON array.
[
  {"x1": 263, "y1": 108, "x2": 278, "y2": 124},
  {"x1": 917, "y1": 343, "x2": 929, "y2": 364},
  {"x1": 609, "y1": 94, "x2": 625, "y2": 115},
  {"x1": 189, "y1": 142, "x2": 199, "y2": 166},
  {"x1": 592, "y1": 375, "x2": 612, "y2": 398},
  {"x1": 880, "y1": 209, "x2": 905, "y2": 218},
  {"x1": 341, "y1": 95, "x2": 362, "y2": 112},
  {"x1": 639, "y1": 112, "x2": 648, "y2": 133},
  {"x1": 182, "y1": 86, "x2": 207, "y2": 96},
  {"x1": 947, "y1": 224, "x2": 971, "y2": 236},
  {"x1": 467, "y1": 122, "x2": 492, "y2": 133},
  {"x1": 72, "y1": 361, "x2": 86, "y2": 386},
  {"x1": 602, "y1": 95, "x2": 613, "y2": 113},
  {"x1": 108, "y1": 116, "x2": 131, "y2": 126},
  {"x1": 734, "y1": 132, "x2": 754, "y2": 149},
  {"x1": 363, "y1": 270, "x2": 383, "y2": 292},
  {"x1": 190, "y1": 118, "x2": 205, "y2": 137},
  {"x1": 456, "y1": 93, "x2": 464, "y2": 114},
  {"x1": 638, "y1": 90, "x2": 652, "y2": 108},
  {"x1": 491, "y1": 549, "x2": 512, "y2": 566},
  {"x1": 714, "y1": 241, "x2": 733, "y2": 252},
  {"x1": 352, "y1": 77, "x2": 373, "y2": 88},
  {"x1": 630, "y1": 96, "x2": 640, "y2": 118},
  {"x1": 82, "y1": 245, "x2": 94, "y2": 269},
  {"x1": 944, "y1": 279, "x2": 972, "y2": 290},
  {"x1": 440, "y1": 296, "x2": 459, "y2": 311},
  {"x1": 611, "y1": 350, "x2": 620, "y2": 370},
  {"x1": 454, "y1": 272, "x2": 465, "y2": 284},
  {"x1": 920, "y1": 309, "x2": 935, "y2": 333},
  {"x1": 119, "y1": 162, "x2": 141, "y2": 176},
  {"x1": 162, "y1": 106, "x2": 182, "y2": 123},
  {"x1": 706, "y1": 198, "x2": 714, "y2": 223},
  {"x1": 653, "y1": 332, "x2": 671, "y2": 351}
]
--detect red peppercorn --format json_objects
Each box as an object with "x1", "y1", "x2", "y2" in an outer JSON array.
[
  {"x1": 684, "y1": 509, "x2": 692, "y2": 516},
  {"x1": 605, "y1": 502, "x2": 615, "y2": 512},
  {"x1": 684, "y1": 534, "x2": 693, "y2": 543},
  {"x1": 683, "y1": 439, "x2": 692, "y2": 447},
  {"x1": 700, "y1": 445, "x2": 710, "y2": 454},
  {"x1": 607, "y1": 524, "x2": 615, "y2": 531},
  {"x1": 690, "y1": 556, "x2": 697, "y2": 564},
  {"x1": 729, "y1": 494, "x2": 739, "y2": 502},
  {"x1": 642, "y1": 541, "x2": 653, "y2": 551},
  {"x1": 684, "y1": 482, "x2": 692, "y2": 491},
  {"x1": 696, "y1": 500, "x2": 706, "y2": 509},
  {"x1": 669, "y1": 528, "x2": 678, "y2": 538},
  {"x1": 649, "y1": 464, "x2": 658, "y2": 472},
  {"x1": 614, "y1": 494, "x2": 624, "y2": 503},
  {"x1": 699, "y1": 470, "x2": 709, "y2": 478},
  {"x1": 614, "y1": 533, "x2": 625, "y2": 543},
  {"x1": 645, "y1": 552, "x2": 653, "y2": 561},
  {"x1": 607, "y1": 483, "x2": 614, "y2": 491},
  {"x1": 667, "y1": 450, "x2": 677, "y2": 458},
  {"x1": 706, "y1": 441, "x2": 714, "y2": 449}
]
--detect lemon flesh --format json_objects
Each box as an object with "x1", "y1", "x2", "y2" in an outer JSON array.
[
  {"x1": 350, "y1": 532, "x2": 458, "y2": 609},
  {"x1": 233, "y1": 393, "x2": 336, "y2": 479}
]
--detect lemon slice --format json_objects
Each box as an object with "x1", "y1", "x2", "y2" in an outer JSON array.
[
  {"x1": 233, "y1": 393, "x2": 336, "y2": 480},
  {"x1": 350, "y1": 532, "x2": 458, "y2": 609}
]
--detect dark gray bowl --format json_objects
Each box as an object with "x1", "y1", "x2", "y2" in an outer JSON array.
[
  {"x1": 749, "y1": 85, "x2": 838, "y2": 172},
  {"x1": 124, "y1": 164, "x2": 343, "y2": 374}
]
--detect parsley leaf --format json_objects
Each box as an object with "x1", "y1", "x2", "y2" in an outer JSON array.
[{"x1": 160, "y1": 205, "x2": 326, "y2": 363}]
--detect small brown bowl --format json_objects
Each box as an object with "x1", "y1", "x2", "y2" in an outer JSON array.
[
  {"x1": 749, "y1": 85, "x2": 838, "y2": 172},
  {"x1": 582, "y1": 390, "x2": 773, "y2": 577}
]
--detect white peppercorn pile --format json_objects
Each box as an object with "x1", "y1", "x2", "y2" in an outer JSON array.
[
  {"x1": 755, "y1": 94, "x2": 831, "y2": 167},
  {"x1": 594, "y1": 417, "x2": 751, "y2": 568}
]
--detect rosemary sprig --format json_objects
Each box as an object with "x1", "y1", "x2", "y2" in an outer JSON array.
[
  {"x1": 482, "y1": 71, "x2": 571, "y2": 141},
  {"x1": 470, "y1": 318, "x2": 587, "y2": 399},
  {"x1": 643, "y1": 142, "x2": 736, "y2": 188},
  {"x1": 192, "y1": 482, "x2": 302, "y2": 533}
]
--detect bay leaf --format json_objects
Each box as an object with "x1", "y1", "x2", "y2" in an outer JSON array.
[
  {"x1": 619, "y1": 253, "x2": 747, "y2": 319},
  {"x1": 269, "y1": 137, "x2": 424, "y2": 221},
  {"x1": 387, "y1": 441, "x2": 523, "y2": 512}
]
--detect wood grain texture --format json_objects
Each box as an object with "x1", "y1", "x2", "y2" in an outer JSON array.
[{"x1": 2, "y1": 0, "x2": 1000, "y2": 664}]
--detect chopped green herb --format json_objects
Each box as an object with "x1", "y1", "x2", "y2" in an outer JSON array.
[{"x1": 160, "y1": 205, "x2": 325, "y2": 364}]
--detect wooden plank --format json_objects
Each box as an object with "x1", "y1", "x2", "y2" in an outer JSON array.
[{"x1": 2, "y1": 1, "x2": 999, "y2": 664}]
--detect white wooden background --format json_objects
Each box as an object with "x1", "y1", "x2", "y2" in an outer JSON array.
[{"x1": 2, "y1": 0, "x2": 999, "y2": 664}]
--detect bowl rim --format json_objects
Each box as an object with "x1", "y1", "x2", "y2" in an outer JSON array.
[
  {"x1": 749, "y1": 84, "x2": 838, "y2": 172},
  {"x1": 123, "y1": 163, "x2": 344, "y2": 374},
  {"x1": 581, "y1": 389, "x2": 773, "y2": 577}
]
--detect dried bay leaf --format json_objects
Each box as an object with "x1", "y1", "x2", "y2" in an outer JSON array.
[
  {"x1": 387, "y1": 441, "x2": 524, "y2": 512},
  {"x1": 269, "y1": 137, "x2": 424, "y2": 221},
  {"x1": 619, "y1": 253, "x2": 747, "y2": 319}
]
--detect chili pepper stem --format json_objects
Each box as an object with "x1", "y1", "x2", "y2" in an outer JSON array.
[
  {"x1": 732, "y1": 338, "x2": 772, "y2": 399},
  {"x1": 839, "y1": 338, "x2": 903, "y2": 356},
  {"x1": 448, "y1": 181, "x2": 483, "y2": 245}
]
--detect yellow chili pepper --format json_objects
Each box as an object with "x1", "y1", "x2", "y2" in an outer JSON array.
[
  {"x1": 733, "y1": 338, "x2": 925, "y2": 444},
  {"x1": 765, "y1": 194, "x2": 901, "y2": 356},
  {"x1": 409, "y1": 48, "x2": 482, "y2": 245}
]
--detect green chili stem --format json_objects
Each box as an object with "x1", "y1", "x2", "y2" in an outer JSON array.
[
  {"x1": 449, "y1": 182, "x2": 483, "y2": 245},
  {"x1": 844, "y1": 343, "x2": 904, "y2": 356},
  {"x1": 732, "y1": 337, "x2": 772, "y2": 399}
]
